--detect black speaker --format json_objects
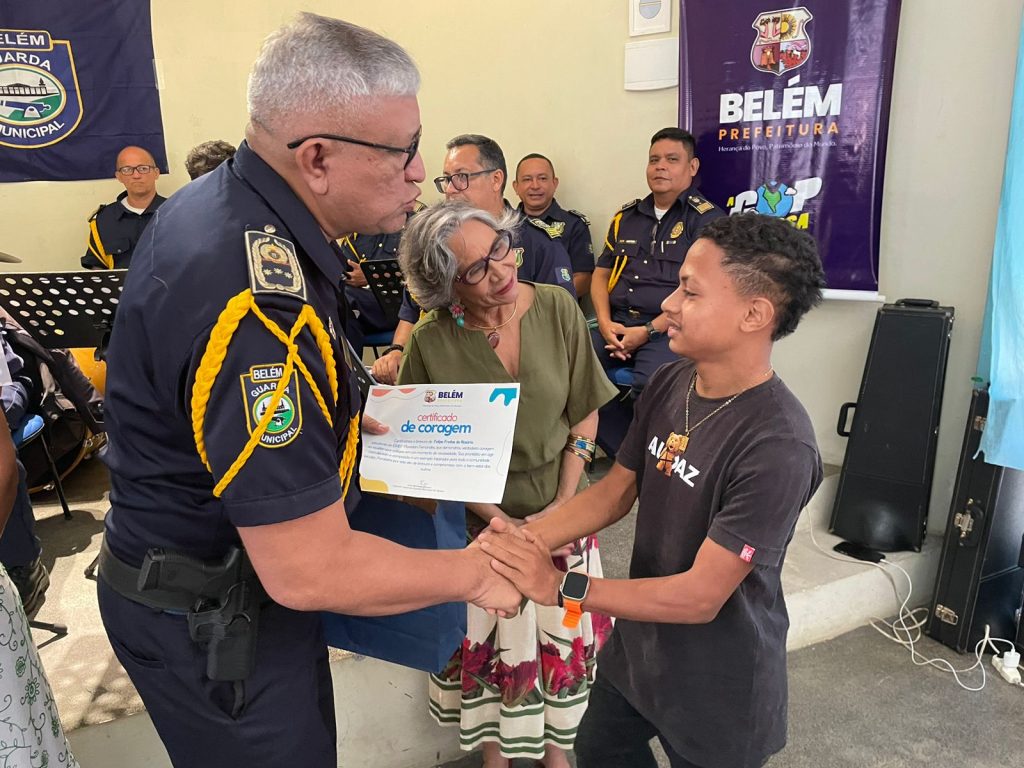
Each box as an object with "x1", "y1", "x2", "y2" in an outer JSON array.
[
  {"x1": 927, "y1": 387, "x2": 1024, "y2": 653},
  {"x1": 830, "y1": 298, "x2": 954, "y2": 551}
]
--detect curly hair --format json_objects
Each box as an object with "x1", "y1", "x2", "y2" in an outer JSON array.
[
  {"x1": 184, "y1": 140, "x2": 236, "y2": 180},
  {"x1": 699, "y1": 214, "x2": 826, "y2": 340}
]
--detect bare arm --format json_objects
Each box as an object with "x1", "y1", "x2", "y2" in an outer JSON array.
[
  {"x1": 238, "y1": 496, "x2": 518, "y2": 616},
  {"x1": 572, "y1": 272, "x2": 592, "y2": 299},
  {"x1": 529, "y1": 409, "x2": 599, "y2": 521},
  {"x1": 589, "y1": 267, "x2": 613, "y2": 327},
  {"x1": 482, "y1": 529, "x2": 753, "y2": 624},
  {"x1": 370, "y1": 319, "x2": 415, "y2": 384}
]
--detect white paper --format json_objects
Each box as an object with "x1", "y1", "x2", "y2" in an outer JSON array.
[{"x1": 359, "y1": 383, "x2": 520, "y2": 503}]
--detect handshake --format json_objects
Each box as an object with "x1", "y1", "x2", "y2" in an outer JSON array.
[{"x1": 464, "y1": 518, "x2": 566, "y2": 617}]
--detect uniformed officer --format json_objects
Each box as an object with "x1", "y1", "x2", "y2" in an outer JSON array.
[
  {"x1": 513, "y1": 152, "x2": 595, "y2": 296},
  {"x1": 81, "y1": 145, "x2": 166, "y2": 270},
  {"x1": 591, "y1": 127, "x2": 726, "y2": 454},
  {"x1": 96, "y1": 15, "x2": 519, "y2": 768},
  {"x1": 371, "y1": 134, "x2": 577, "y2": 384}
]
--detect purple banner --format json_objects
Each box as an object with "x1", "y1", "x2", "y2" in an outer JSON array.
[{"x1": 679, "y1": 0, "x2": 902, "y2": 293}]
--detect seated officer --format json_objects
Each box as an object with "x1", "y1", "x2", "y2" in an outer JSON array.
[
  {"x1": 337, "y1": 201, "x2": 425, "y2": 355},
  {"x1": 591, "y1": 127, "x2": 725, "y2": 454},
  {"x1": 371, "y1": 134, "x2": 576, "y2": 384},
  {"x1": 81, "y1": 145, "x2": 165, "y2": 270},
  {"x1": 513, "y1": 153, "x2": 594, "y2": 296}
]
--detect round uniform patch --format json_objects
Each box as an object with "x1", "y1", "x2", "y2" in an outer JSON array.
[
  {"x1": 670, "y1": 221, "x2": 685, "y2": 239},
  {"x1": 253, "y1": 391, "x2": 296, "y2": 435}
]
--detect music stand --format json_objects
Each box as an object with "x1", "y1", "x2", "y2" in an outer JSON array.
[
  {"x1": 0, "y1": 270, "x2": 126, "y2": 355},
  {"x1": 0, "y1": 269, "x2": 126, "y2": 581},
  {"x1": 363, "y1": 259, "x2": 405, "y2": 328}
]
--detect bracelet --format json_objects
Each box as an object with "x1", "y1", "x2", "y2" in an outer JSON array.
[
  {"x1": 564, "y1": 445, "x2": 594, "y2": 463},
  {"x1": 383, "y1": 344, "x2": 404, "y2": 354},
  {"x1": 566, "y1": 433, "x2": 597, "y2": 455}
]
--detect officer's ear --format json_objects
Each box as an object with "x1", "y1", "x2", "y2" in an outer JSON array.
[
  {"x1": 689, "y1": 155, "x2": 700, "y2": 177},
  {"x1": 292, "y1": 141, "x2": 331, "y2": 195},
  {"x1": 491, "y1": 169, "x2": 505, "y2": 195}
]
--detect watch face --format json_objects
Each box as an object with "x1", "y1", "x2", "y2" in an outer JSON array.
[{"x1": 562, "y1": 571, "x2": 589, "y2": 601}]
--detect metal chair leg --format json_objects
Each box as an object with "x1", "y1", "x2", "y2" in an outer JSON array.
[{"x1": 37, "y1": 429, "x2": 72, "y2": 521}]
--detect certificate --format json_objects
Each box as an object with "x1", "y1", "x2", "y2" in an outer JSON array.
[{"x1": 358, "y1": 383, "x2": 520, "y2": 503}]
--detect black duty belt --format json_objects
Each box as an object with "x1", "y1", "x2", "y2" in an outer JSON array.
[{"x1": 98, "y1": 538, "x2": 198, "y2": 611}]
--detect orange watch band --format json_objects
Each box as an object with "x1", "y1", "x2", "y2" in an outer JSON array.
[{"x1": 562, "y1": 600, "x2": 584, "y2": 629}]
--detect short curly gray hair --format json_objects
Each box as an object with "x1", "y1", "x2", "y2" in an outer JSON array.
[
  {"x1": 185, "y1": 140, "x2": 236, "y2": 180},
  {"x1": 247, "y1": 13, "x2": 420, "y2": 134},
  {"x1": 399, "y1": 201, "x2": 521, "y2": 311}
]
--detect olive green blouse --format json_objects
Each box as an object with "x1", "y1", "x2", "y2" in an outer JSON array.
[{"x1": 397, "y1": 283, "x2": 618, "y2": 517}]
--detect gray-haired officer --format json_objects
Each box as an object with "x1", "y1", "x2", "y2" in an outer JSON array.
[
  {"x1": 591, "y1": 127, "x2": 725, "y2": 454},
  {"x1": 96, "y1": 15, "x2": 518, "y2": 768},
  {"x1": 513, "y1": 152, "x2": 595, "y2": 296},
  {"x1": 81, "y1": 145, "x2": 165, "y2": 270}
]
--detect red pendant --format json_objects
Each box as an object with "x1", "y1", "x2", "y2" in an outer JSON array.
[{"x1": 487, "y1": 331, "x2": 500, "y2": 348}]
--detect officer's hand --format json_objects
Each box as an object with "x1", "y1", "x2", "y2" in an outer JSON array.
[
  {"x1": 618, "y1": 325, "x2": 649, "y2": 354},
  {"x1": 467, "y1": 547, "x2": 523, "y2": 617},
  {"x1": 370, "y1": 349, "x2": 402, "y2": 384},
  {"x1": 347, "y1": 260, "x2": 368, "y2": 289},
  {"x1": 361, "y1": 414, "x2": 389, "y2": 435},
  {"x1": 599, "y1": 321, "x2": 627, "y2": 350}
]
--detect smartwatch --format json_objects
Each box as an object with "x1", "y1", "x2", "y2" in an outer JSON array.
[
  {"x1": 644, "y1": 321, "x2": 662, "y2": 340},
  {"x1": 559, "y1": 571, "x2": 591, "y2": 629}
]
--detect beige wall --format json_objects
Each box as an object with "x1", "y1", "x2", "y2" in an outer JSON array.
[{"x1": 2, "y1": 0, "x2": 1022, "y2": 531}]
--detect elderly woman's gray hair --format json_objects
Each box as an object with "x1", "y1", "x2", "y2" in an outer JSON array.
[
  {"x1": 184, "y1": 140, "x2": 236, "y2": 180},
  {"x1": 399, "y1": 201, "x2": 522, "y2": 311},
  {"x1": 247, "y1": 13, "x2": 420, "y2": 135}
]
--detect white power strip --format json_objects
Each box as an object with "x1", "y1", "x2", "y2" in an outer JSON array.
[{"x1": 991, "y1": 650, "x2": 1022, "y2": 686}]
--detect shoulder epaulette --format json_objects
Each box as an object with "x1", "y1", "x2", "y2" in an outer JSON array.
[
  {"x1": 568, "y1": 209, "x2": 591, "y2": 227},
  {"x1": 244, "y1": 228, "x2": 308, "y2": 302},
  {"x1": 87, "y1": 203, "x2": 105, "y2": 222},
  {"x1": 687, "y1": 194, "x2": 717, "y2": 215},
  {"x1": 527, "y1": 217, "x2": 565, "y2": 239},
  {"x1": 619, "y1": 199, "x2": 640, "y2": 212}
]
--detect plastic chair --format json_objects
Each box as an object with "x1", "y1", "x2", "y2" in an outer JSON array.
[
  {"x1": 363, "y1": 329, "x2": 395, "y2": 359},
  {"x1": 10, "y1": 415, "x2": 71, "y2": 521}
]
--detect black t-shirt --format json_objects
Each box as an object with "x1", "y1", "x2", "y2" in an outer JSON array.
[{"x1": 603, "y1": 358, "x2": 823, "y2": 768}]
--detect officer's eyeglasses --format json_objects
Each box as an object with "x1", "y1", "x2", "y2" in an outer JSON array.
[
  {"x1": 116, "y1": 165, "x2": 155, "y2": 175},
  {"x1": 433, "y1": 169, "x2": 498, "y2": 194},
  {"x1": 456, "y1": 231, "x2": 514, "y2": 286},
  {"x1": 286, "y1": 129, "x2": 422, "y2": 170}
]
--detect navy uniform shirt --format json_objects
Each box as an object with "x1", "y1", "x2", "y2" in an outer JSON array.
[
  {"x1": 595, "y1": 186, "x2": 725, "y2": 317},
  {"x1": 397, "y1": 203, "x2": 576, "y2": 323},
  {"x1": 81, "y1": 190, "x2": 166, "y2": 270},
  {"x1": 102, "y1": 142, "x2": 359, "y2": 566},
  {"x1": 517, "y1": 198, "x2": 594, "y2": 275}
]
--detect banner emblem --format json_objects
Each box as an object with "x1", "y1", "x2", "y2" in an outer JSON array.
[
  {"x1": 750, "y1": 8, "x2": 813, "y2": 76},
  {"x1": 0, "y1": 29, "x2": 83, "y2": 149}
]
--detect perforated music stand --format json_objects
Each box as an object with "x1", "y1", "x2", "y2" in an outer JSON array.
[
  {"x1": 0, "y1": 270, "x2": 126, "y2": 354},
  {"x1": 363, "y1": 259, "x2": 405, "y2": 328}
]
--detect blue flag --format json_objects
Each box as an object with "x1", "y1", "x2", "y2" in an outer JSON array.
[
  {"x1": 978, "y1": 15, "x2": 1024, "y2": 471},
  {"x1": 0, "y1": 1, "x2": 166, "y2": 181}
]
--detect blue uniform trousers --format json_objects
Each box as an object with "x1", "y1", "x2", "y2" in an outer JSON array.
[
  {"x1": 97, "y1": 578, "x2": 336, "y2": 767},
  {"x1": 0, "y1": 459, "x2": 41, "y2": 567}
]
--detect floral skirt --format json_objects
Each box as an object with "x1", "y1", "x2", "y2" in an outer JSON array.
[
  {"x1": 0, "y1": 564, "x2": 78, "y2": 768},
  {"x1": 428, "y1": 535, "x2": 613, "y2": 759}
]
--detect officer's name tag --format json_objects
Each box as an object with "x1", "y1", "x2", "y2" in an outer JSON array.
[{"x1": 240, "y1": 363, "x2": 303, "y2": 448}]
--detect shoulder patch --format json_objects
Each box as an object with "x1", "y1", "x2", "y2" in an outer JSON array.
[
  {"x1": 513, "y1": 247, "x2": 525, "y2": 268},
  {"x1": 568, "y1": 209, "x2": 591, "y2": 227},
  {"x1": 687, "y1": 195, "x2": 717, "y2": 215},
  {"x1": 620, "y1": 199, "x2": 640, "y2": 212},
  {"x1": 527, "y1": 217, "x2": 565, "y2": 239},
  {"x1": 239, "y1": 363, "x2": 303, "y2": 448},
  {"x1": 245, "y1": 230, "x2": 307, "y2": 302}
]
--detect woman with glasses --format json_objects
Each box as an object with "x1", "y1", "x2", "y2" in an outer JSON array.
[{"x1": 397, "y1": 201, "x2": 618, "y2": 768}]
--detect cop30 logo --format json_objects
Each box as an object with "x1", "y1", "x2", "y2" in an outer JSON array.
[{"x1": 0, "y1": 29, "x2": 83, "y2": 149}]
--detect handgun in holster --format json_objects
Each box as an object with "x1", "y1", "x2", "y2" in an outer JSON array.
[{"x1": 138, "y1": 546, "x2": 266, "y2": 682}]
